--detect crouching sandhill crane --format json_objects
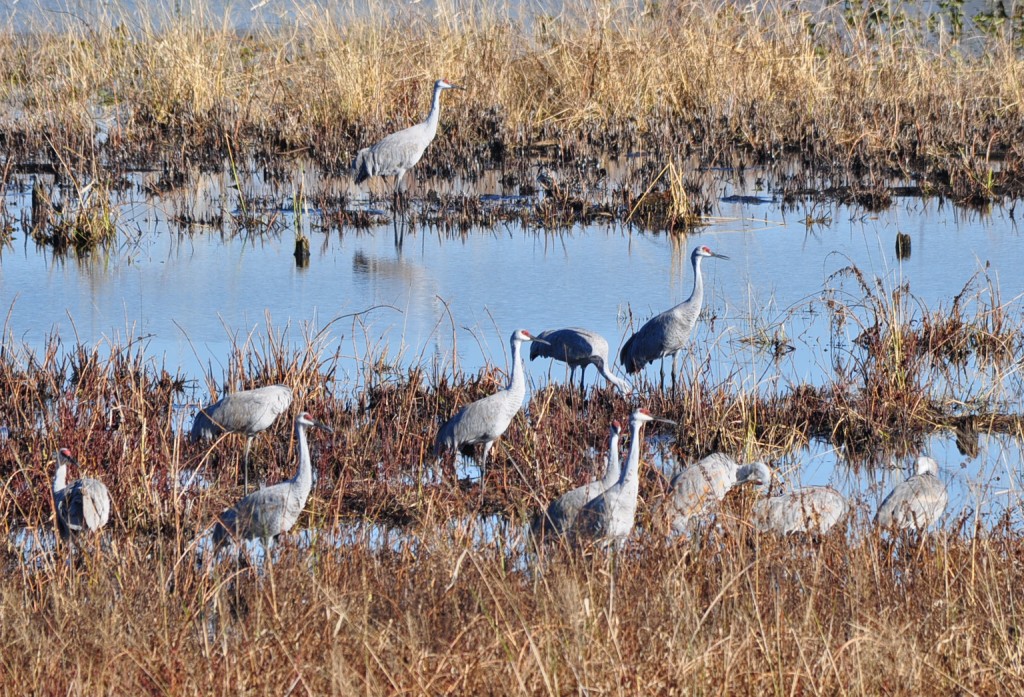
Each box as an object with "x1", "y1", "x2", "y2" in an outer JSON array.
[
  {"x1": 352, "y1": 79, "x2": 464, "y2": 197},
  {"x1": 531, "y1": 420, "x2": 622, "y2": 543},
  {"x1": 657, "y1": 452, "x2": 746, "y2": 536},
  {"x1": 740, "y1": 461, "x2": 849, "y2": 535},
  {"x1": 52, "y1": 448, "x2": 111, "y2": 539},
  {"x1": 190, "y1": 384, "x2": 293, "y2": 492},
  {"x1": 529, "y1": 327, "x2": 631, "y2": 395},
  {"x1": 435, "y1": 329, "x2": 547, "y2": 473},
  {"x1": 571, "y1": 409, "x2": 675, "y2": 549},
  {"x1": 620, "y1": 245, "x2": 728, "y2": 389},
  {"x1": 875, "y1": 456, "x2": 948, "y2": 532},
  {"x1": 212, "y1": 411, "x2": 332, "y2": 551}
]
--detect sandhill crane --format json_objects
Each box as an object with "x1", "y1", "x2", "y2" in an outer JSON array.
[
  {"x1": 619, "y1": 245, "x2": 728, "y2": 389},
  {"x1": 352, "y1": 79, "x2": 464, "y2": 199},
  {"x1": 571, "y1": 409, "x2": 675, "y2": 549},
  {"x1": 529, "y1": 327, "x2": 631, "y2": 395},
  {"x1": 658, "y1": 452, "x2": 746, "y2": 536},
  {"x1": 190, "y1": 384, "x2": 293, "y2": 492},
  {"x1": 434, "y1": 329, "x2": 547, "y2": 472},
  {"x1": 875, "y1": 456, "x2": 948, "y2": 532},
  {"x1": 532, "y1": 420, "x2": 622, "y2": 542},
  {"x1": 740, "y1": 461, "x2": 849, "y2": 535},
  {"x1": 212, "y1": 411, "x2": 332, "y2": 551},
  {"x1": 52, "y1": 448, "x2": 111, "y2": 539}
]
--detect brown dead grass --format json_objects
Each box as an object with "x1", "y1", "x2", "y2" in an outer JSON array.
[{"x1": 0, "y1": 0, "x2": 1022, "y2": 207}]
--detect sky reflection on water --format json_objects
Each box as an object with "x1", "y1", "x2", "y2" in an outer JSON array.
[{"x1": 2, "y1": 169, "x2": 1023, "y2": 529}]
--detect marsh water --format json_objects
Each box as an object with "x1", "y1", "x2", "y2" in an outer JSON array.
[{"x1": 3, "y1": 160, "x2": 1024, "y2": 537}]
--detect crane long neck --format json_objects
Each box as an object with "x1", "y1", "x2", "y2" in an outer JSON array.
[
  {"x1": 291, "y1": 423, "x2": 313, "y2": 493},
  {"x1": 601, "y1": 431, "x2": 621, "y2": 488},
  {"x1": 507, "y1": 336, "x2": 526, "y2": 395},
  {"x1": 597, "y1": 361, "x2": 631, "y2": 395},
  {"x1": 424, "y1": 84, "x2": 445, "y2": 135},
  {"x1": 686, "y1": 252, "x2": 704, "y2": 308},
  {"x1": 53, "y1": 462, "x2": 67, "y2": 494},
  {"x1": 619, "y1": 419, "x2": 645, "y2": 487}
]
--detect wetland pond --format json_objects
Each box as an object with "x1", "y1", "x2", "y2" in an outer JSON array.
[{"x1": 3, "y1": 161, "x2": 1023, "y2": 537}]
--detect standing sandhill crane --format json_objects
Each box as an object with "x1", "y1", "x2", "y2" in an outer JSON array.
[
  {"x1": 212, "y1": 411, "x2": 332, "y2": 550},
  {"x1": 532, "y1": 420, "x2": 623, "y2": 542},
  {"x1": 52, "y1": 448, "x2": 111, "y2": 539},
  {"x1": 875, "y1": 456, "x2": 948, "y2": 532},
  {"x1": 435, "y1": 329, "x2": 547, "y2": 472},
  {"x1": 619, "y1": 245, "x2": 728, "y2": 389},
  {"x1": 571, "y1": 409, "x2": 675, "y2": 549},
  {"x1": 658, "y1": 452, "x2": 746, "y2": 536},
  {"x1": 190, "y1": 384, "x2": 293, "y2": 493},
  {"x1": 740, "y1": 461, "x2": 849, "y2": 535},
  {"x1": 529, "y1": 327, "x2": 631, "y2": 395},
  {"x1": 352, "y1": 79, "x2": 464, "y2": 199}
]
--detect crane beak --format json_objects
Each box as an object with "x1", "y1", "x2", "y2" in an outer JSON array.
[
  {"x1": 312, "y1": 420, "x2": 334, "y2": 434},
  {"x1": 654, "y1": 417, "x2": 677, "y2": 426},
  {"x1": 448, "y1": 83, "x2": 465, "y2": 91},
  {"x1": 531, "y1": 337, "x2": 550, "y2": 346},
  {"x1": 712, "y1": 252, "x2": 730, "y2": 260},
  {"x1": 737, "y1": 465, "x2": 766, "y2": 485}
]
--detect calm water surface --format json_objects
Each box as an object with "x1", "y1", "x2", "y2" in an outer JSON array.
[{"x1": 2, "y1": 167, "x2": 1023, "y2": 530}]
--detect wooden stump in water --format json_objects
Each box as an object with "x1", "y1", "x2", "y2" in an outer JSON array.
[
  {"x1": 895, "y1": 232, "x2": 911, "y2": 259},
  {"x1": 294, "y1": 235, "x2": 310, "y2": 268}
]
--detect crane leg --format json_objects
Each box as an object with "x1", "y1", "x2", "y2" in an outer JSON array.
[
  {"x1": 243, "y1": 437, "x2": 254, "y2": 493},
  {"x1": 671, "y1": 352, "x2": 679, "y2": 392},
  {"x1": 579, "y1": 365, "x2": 588, "y2": 395},
  {"x1": 481, "y1": 441, "x2": 493, "y2": 473},
  {"x1": 392, "y1": 171, "x2": 408, "y2": 210}
]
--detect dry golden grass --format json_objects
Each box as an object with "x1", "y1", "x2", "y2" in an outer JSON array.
[
  {"x1": 4, "y1": 511, "x2": 1024, "y2": 694},
  {"x1": 0, "y1": 0, "x2": 1021, "y2": 206}
]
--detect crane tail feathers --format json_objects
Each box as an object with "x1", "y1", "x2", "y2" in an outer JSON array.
[
  {"x1": 352, "y1": 149, "x2": 371, "y2": 185},
  {"x1": 212, "y1": 509, "x2": 237, "y2": 548},
  {"x1": 619, "y1": 335, "x2": 641, "y2": 374}
]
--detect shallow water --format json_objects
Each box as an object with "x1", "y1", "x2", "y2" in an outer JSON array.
[{"x1": 2, "y1": 162, "x2": 1023, "y2": 529}]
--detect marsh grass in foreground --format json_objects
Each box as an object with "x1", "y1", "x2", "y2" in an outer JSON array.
[{"x1": 3, "y1": 518, "x2": 1024, "y2": 694}]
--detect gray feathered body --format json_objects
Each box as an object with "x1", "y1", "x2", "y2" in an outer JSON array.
[
  {"x1": 213, "y1": 480, "x2": 308, "y2": 546},
  {"x1": 352, "y1": 80, "x2": 449, "y2": 187},
  {"x1": 190, "y1": 385, "x2": 293, "y2": 441},
  {"x1": 875, "y1": 465, "x2": 947, "y2": 531},
  {"x1": 434, "y1": 333, "x2": 531, "y2": 467},
  {"x1": 620, "y1": 253, "x2": 706, "y2": 374},
  {"x1": 353, "y1": 122, "x2": 436, "y2": 185},
  {"x1": 661, "y1": 453, "x2": 741, "y2": 535},
  {"x1": 213, "y1": 414, "x2": 322, "y2": 547},
  {"x1": 572, "y1": 415, "x2": 649, "y2": 549},
  {"x1": 532, "y1": 424, "x2": 621, "y2": 540},
  {"x1": 752, "y1": 486, "x2": 848, "y2": 535},
  {"x1": 55, "y1": 479, "x2": 111, "y2": 538},
  {"x1": 530, "y1": 327, "x2": 630, "y2": 393},
  {"x1": 53, "y1": 451, "x2": 111, "y2": 539}
]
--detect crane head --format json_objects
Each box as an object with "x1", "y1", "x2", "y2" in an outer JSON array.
[
  {"x1": 436, "y1": 79, "x2": 464, "y2": 91},
  {"x1": 513, "y1": 329, "x2": 548, "y2": 345},
  {"x1": 296, "y1": 411, "x2": 334, "y2": 433},
  {"x1": 631, "y1": 408, "x2": 676, "y2": 426},
  {"x1": 694, "y1": 245, "x2": 729, "y2": 260},
  {"x1": 915, "y1": 456, "x2": 940, "y2": 476},
  {"x1": 611, "y1": 420, "x2": 623, "y2": 434},
  {"x1": 738, "y1": 461, "x2": 773, "y2": 490},
  {"x1": 55, "y1": 447, "x2": 78, "y2": 469}
]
